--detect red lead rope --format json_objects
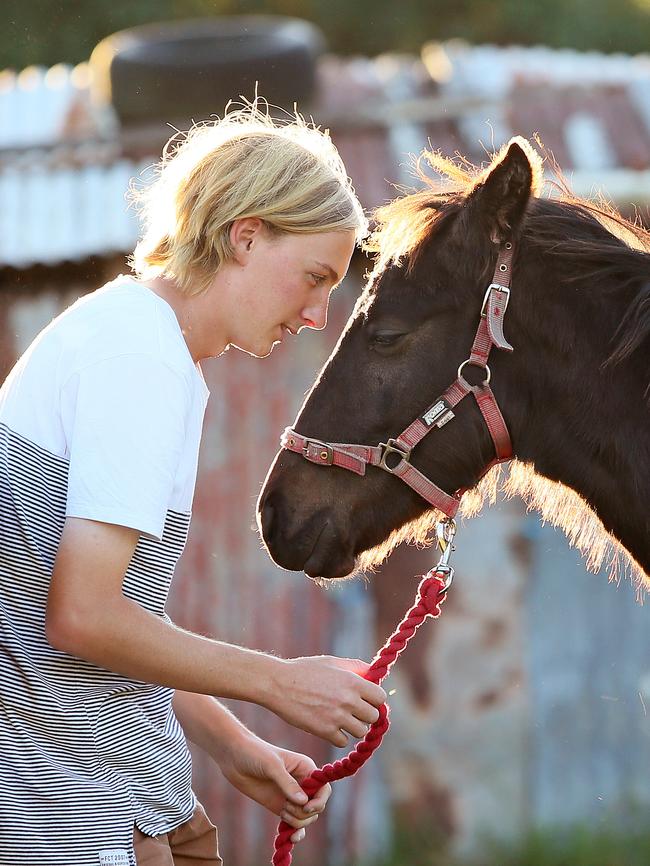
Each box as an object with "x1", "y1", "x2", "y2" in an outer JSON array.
[{"x1": 271, "y1": 570, "x2": 449, "y2": 865}]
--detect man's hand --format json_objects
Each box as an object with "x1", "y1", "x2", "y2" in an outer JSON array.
[
  {"x1": 216, "y1": 733, "x2": 330, "y2": 843},
  {"x1": 264, "y1": 656, "x2": 386, "y2": 748},
  {"x1": 174, "y1": 692, "x2": 329, "y2": 844}
]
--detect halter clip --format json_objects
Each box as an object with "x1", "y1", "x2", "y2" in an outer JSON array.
[{"x1": 434, "y1": 518, "x2": 457, "y2": 590}]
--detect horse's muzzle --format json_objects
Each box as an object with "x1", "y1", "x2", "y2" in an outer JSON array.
[{"x1": 257, "y1": 488, "x2": 355, "y2": 578}]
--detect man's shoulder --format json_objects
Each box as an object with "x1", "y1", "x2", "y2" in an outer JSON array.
[{"x1": 58, "y1": 277, "x2": 194, "y2": 383}]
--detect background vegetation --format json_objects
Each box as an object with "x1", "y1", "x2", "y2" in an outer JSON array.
[
  {"x1": 5, "y1": 0, "x2": 650, "y2": 70},
  {"x1": 373, "y1": 816, "x2": 650, "y2": 866}
]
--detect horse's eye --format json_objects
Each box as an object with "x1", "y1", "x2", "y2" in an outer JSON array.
[{"x1": 370, "y1": 330, "x2": 405, "y2": 347}]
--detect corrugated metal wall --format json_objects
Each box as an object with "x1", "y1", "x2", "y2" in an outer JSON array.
[{"x1": 526, "y1": 519, "x2": 650, "y2": 832}]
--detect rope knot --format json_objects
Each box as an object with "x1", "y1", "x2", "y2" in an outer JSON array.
[{"x1": 417, "y1": 573, "x2": 446, "y2": 615}]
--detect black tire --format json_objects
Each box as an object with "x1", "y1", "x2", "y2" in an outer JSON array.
[{"x1": 90, "y1": 15, "x2": 326, "y2": 126}]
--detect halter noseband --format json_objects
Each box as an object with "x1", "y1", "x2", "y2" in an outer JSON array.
[{"x1": 281, "y1": 242, "x2": 516, "y2": 518}]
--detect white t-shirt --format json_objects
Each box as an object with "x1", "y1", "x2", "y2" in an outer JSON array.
[
  {"x1": 1, "y1": 275, "x2": 209, "y2": 540},
  {"x1": 0, "y1": 276, "x2": 210, "y2": 865}
]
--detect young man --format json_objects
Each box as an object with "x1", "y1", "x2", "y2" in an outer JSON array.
[{"x1": 0, "y1": 107, "x2": 385, "y2": 865}]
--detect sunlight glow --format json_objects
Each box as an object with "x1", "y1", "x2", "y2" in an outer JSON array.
[{"x1": 352, "y1": 461, "x2": 646, "y2": 595}]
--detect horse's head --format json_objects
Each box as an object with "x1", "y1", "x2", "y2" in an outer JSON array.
[{"x1": 258, "y1": 138, "x2": 542, "y2": 578}]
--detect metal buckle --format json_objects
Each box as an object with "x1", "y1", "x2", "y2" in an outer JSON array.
[
  {"x1": 481, "y1": 283, "x2": 510, "y2": 318},
  {"x1": 379, "y1": 438, "x2": 411, "y2": 472},
  {"x1": 303, "y1": 439, "x2": 334, "y2": 465}
]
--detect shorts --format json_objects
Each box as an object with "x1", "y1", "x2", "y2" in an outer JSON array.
[{"x1": 133, "y1": 803, "x2": 223, "y2": 865}]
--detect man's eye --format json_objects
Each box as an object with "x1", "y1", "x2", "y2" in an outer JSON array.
[{"x1": 310, "y1": 273, "x2": 327, "y2": 285}]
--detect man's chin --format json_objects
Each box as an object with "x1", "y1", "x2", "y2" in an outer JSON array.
[{"x1": 230, "y1": 338, "x2": 277, "y2": 359}]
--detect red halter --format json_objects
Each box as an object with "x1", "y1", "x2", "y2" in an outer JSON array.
[{"x1": 281, "y1": 242, "x2": 516, "y2": 517}]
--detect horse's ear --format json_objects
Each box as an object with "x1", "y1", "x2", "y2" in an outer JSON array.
[{"x1": 467, "y1": 137, "x2": 540, "y2": 243}]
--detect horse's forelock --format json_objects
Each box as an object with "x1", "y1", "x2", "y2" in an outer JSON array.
[{"x1": 364, "y1": 192, "x2": 454, "y2": 270}]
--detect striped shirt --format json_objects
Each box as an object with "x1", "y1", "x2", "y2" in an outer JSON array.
[{"x1": 0, "y1": 278, "x2": 209, "y2": 865}]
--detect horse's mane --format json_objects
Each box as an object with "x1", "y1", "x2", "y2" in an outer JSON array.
[
  {"x1": 365, "y1": 141, "x2": 650, "y2": 261},
  {"x1": 355, "y1": 460, "x2": 647, "y2": 597},
  {"x1": 353, "y1": 143, "x2": 650, "y2": 594}
]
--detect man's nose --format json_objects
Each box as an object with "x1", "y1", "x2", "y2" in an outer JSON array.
[{"x1": 302, "y1": 290, "x2": 330, "y2": 330}]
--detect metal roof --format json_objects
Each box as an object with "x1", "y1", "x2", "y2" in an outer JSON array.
[
  {"x1": 0, "y1": 158, "x2": 151, "y2": 268},
  {"x1": 2, "y1": 39, "x2": 650, "y2": 269}
]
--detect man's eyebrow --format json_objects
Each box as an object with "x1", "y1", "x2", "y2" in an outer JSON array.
[{"x1": 314, "y1": 261, "x2": 341, "y2": 283}]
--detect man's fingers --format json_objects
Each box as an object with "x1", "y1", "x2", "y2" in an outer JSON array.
[
  {"x1": 283, "y1": 802, "x2": 307, "y2": 821},
  {"x1": 355, "y1": 700, "x2": 381, "y2": 726},
  {"x1": 283, "y1": 802, "x2": 321, "y2": 821},
  {"x1": 282, "y1": 802, "x2": 324, "y2": 827},
  {"x1": 281, "y1": 811, "x2": 319, "y2": 830},
  {"x1": 362, "y1": 680, "x2": 387, "y2": 708},
  {"x1": 343, "y1": 716, "x2": 371, "y2": 739},
  {"x1": 305, "y1": 782, "x2": 331, "y2": 812},
  {"x1": 327, "y1": 657, "x2": 387, "y2": 707},
  {"x1": 284, "y1": 784, "x2": 330, "y2": 821},
  {"x1": 324, "y1": 703, "x2": 382, "y2": 746},
  {"x1": 328, "y1": 657, "x2": 370, "y2": 675},
  {"x1": 320, "y1": 726, "x2": 348, "y2": 748},
  {"x1": 268, "y1": 759, "x2": 308, "y2": 807},
  {"x1": 291, "y1": 828, "x2": 306, "y2": 844}
]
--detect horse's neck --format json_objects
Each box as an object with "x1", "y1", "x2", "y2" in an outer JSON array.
[{"x1": 507, "y1": 300, "x2": 649, "y2": 576}]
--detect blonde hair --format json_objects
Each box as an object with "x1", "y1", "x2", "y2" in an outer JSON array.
[{"x1": 127, "y1": 102, "x2": 368, "y2": 295}]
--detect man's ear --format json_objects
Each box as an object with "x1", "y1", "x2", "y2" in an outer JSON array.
[
  {"x1": 465, "y1": 137, "x2": 540, "y2": 243},
  {"x1": 229, "y1": 217, "x2": 265, "y2": 263}
]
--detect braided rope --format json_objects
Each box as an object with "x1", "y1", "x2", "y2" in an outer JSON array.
[{"x1": 272, "y1": 570, "x2": 449, "y2": 865}]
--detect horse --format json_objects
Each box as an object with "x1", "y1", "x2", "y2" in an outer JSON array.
[{"x1": 257, "y1": 137, "x2": 650, "y2": 591}]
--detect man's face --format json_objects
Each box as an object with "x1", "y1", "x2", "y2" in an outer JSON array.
[{"x1": 226, "y1": 228, "x2": 357, "y2": 358}]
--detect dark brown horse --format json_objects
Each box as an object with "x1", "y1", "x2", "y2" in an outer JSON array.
[{"x1": 257, "y1": 138, "x2": 650, "y2": 589}]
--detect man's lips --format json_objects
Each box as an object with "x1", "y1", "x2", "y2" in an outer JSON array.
[{"x1": 273, "y1": 325, "x2": 292, "y2": 345}]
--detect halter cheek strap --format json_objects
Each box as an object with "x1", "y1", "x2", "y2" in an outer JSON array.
[{"x1": 281, "y1": 242, "x2": 516, "y2": 518}]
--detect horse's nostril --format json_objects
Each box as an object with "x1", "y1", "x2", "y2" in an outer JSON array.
[{"x1": 260, "y1": 495, "x2": 276, "y2": 540}]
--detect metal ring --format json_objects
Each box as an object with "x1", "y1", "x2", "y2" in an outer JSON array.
[
  {"x1": 457, "y1": 359, "x2": 491, "y2": 385},
  {"x1": 436, "y1": 564, "x2": 454, "y2": 592}
]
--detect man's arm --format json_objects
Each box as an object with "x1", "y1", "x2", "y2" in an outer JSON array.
[
  {"x1": 47, "y1": 518, "x2": 283, "y2": 700},
  {"x1": 172, "y1": 690, "x2": 251, "y2": 760},
  {"x1": 173, "y1": 690, "x2": 329, "y2": 838},
  {"x1": 46, "y1": 517, "x2": 386, "y2": 747}
]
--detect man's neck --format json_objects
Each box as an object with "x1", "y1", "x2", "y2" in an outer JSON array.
[{"x1": 137, "y1": 275, "x2": 227, "y2": 362}]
